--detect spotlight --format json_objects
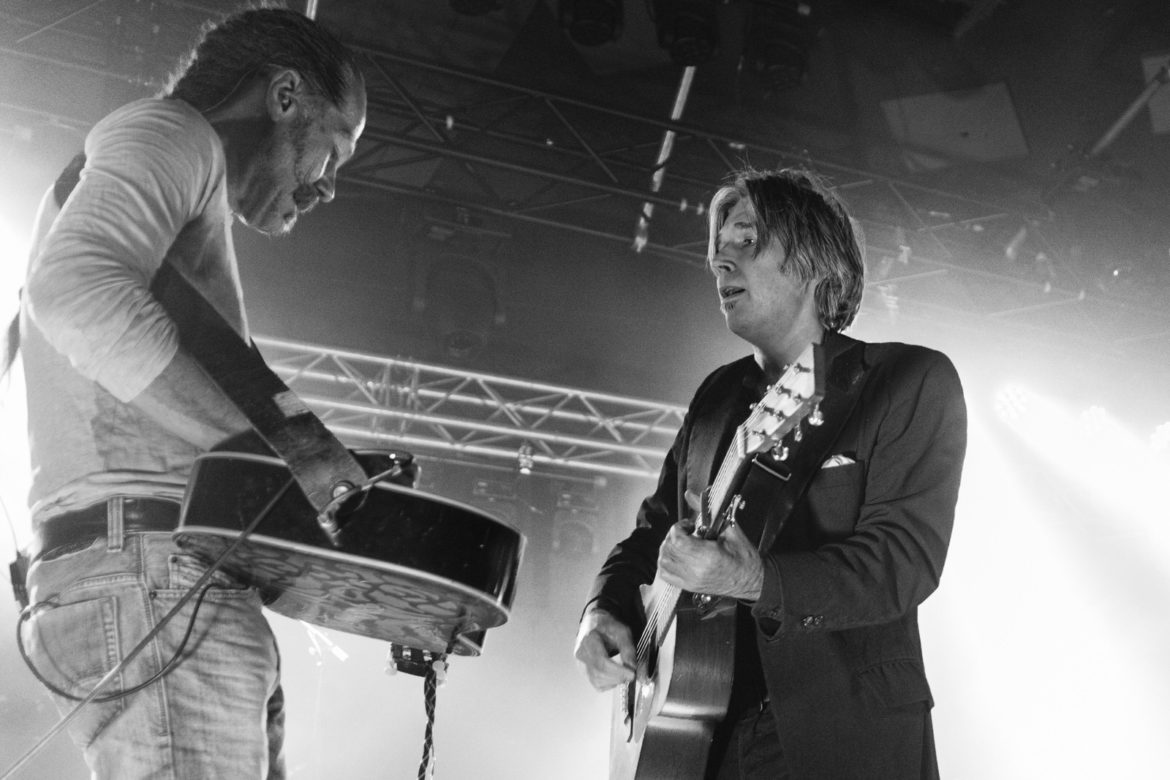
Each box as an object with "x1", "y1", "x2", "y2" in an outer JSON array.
[
  {"x1": 552, "y1": 488, "x2": 600, "y2": 557},
  {"x1": 1004, "y1": 224, "x2": 1028, "y2": 261},
  {"x1": 1095, "y1": 261, "x2": 1137, "y2": 296},
  {"x1": 415, "y1": 254, "x2": 501, "y2": 361},
  {"x1": 517, "y1": 442, "x2": 535, "y2": 476},
  {"x1": 994, "y1": 385, "x2": 1032, "y2": 422},
  {"x1": 653, "y1": 0, "x2": 719, "y2": 66},
  {"x1": 560, "y1": 0, "x2": 623, "y2": 47},
  {"x1": 551, "y1": 509, "x2": 599, "y2": 557}
]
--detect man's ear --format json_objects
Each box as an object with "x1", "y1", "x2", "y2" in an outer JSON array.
[{"x1": 267, "y1": 68, "x2": 303, "y2": 121}]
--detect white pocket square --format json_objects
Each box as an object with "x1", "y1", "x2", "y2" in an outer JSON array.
[{"x1": 821, "y1": 454, "x2": 855, "y2": 468}]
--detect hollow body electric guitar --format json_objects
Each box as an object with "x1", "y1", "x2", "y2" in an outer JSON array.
[
  {"x1": 610, "y1": 344, "x2": 825, "y2": 780},
  {"x1": 151, "y1": 261, "x2": 524, "y2": 659},
  {"x1": 176, "y1": 449, "x2": 525, "y2": 657}
]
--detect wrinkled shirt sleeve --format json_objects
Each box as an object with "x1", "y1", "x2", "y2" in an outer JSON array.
[{"x1": 25, "y1": 101, "x2": 219, "y2": 402}]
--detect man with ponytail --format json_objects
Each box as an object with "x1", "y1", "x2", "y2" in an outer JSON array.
[{"x1": 17, "y1": 6, "x2": 365, "y2": 777}]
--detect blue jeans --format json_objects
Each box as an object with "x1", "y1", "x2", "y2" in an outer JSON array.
[{"x1": 22, "y1": 531, "x2": 285, "y2": 779}]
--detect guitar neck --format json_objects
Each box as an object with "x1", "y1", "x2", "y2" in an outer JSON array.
[
  {"x1": 704, "y1": 425, "x2": 753, "y2": 532},
  {"x1": 636, "y1": 344, "x2": 822, "y2": 663}
]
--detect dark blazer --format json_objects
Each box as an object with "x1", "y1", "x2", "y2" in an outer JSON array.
[{"x1": 588, "y1": 331, "x2": 967, "y2": 779}]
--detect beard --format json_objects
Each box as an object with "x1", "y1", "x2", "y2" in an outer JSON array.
[{"x1": 233, "y1": 116, "x2": 313, "y2": 237}]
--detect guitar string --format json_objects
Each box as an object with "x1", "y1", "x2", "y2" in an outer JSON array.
[
  {"x1": 634, "y1": 362, "x2": 811, "y2": 665},
  {"x1": 635, "y1": 404, "x2": 754, "y2": 663}
]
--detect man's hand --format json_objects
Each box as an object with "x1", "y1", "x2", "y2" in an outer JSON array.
[
  {"x1": 574, "y1": 607, "x2": 636, "y2": 692},
  {"x1": 657, "y1": 520, "x2": 764, "y2": 601}
]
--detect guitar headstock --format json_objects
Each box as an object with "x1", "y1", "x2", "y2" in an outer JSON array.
[{"x1": 742, "y1": 342, "x2": 826, "y2": 458}]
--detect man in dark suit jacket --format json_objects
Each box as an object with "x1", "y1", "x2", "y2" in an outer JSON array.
[{"x1": 574, "y1": 167, "x2": 967, "y2": 779}]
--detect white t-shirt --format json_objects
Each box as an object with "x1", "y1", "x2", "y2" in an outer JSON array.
[{"x1": 22, "y1": 97, "x2": 248, "y2": 519}]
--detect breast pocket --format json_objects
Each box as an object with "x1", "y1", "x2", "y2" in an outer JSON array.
[{"x1": 805, "y1": 461, "x2": 865, "y2": 540}]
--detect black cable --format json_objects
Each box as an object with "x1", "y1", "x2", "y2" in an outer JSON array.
[
  {"x1": 414, "y1": 635, "x2": 457, "y2": 780},
  {"x1": 1, "y1": 477, "x2": 296, "y2": 780},
  {"x1": 15, "y1": 581, "x2": 214, "y2": 703},
  {"x1": 417, "y1": 661, "x2": 441, "y2": 780}
]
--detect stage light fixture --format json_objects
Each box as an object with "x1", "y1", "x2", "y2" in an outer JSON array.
[
  {"x1": 517, "y1": 442, "x2": 535, "y2": 475},
  {"x1": 653, "y1": 0, "x2": 719, "y2": 66},
  {"x1": 551, "y1": 508, "x2": 599, "y2": 556},
  {"x1": 417, "y1": 253, "x2": 501, "y2": 361},
  {"x1": 993, "y1": 385, "x2": 1032, "y2": 423},
  {"x1": 551, "y1": 487, "x2": 600, "y2": 557},
  {"x1": 559, "y1": 0, "x2": 622, "y2": 47},
  {"x1": 1004, "y1": 224, "x2": 1028, "y2": 261}
]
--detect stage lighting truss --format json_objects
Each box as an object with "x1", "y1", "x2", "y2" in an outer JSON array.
[
  {"x1": 2, "y1": 2, "x2": 1169, "y2": 379},
  {"x1": 255, "y1": 335, "x2": 686, "y2": 481}
]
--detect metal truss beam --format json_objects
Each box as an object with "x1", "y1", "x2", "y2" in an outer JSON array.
[
  {"x1": 352, "y1": 45, "x2": 1049, "y2": 262},
  {"x1": 255, "y1": 336, "x2": 685, "y2": 480},
  {"x1": 2, "y1": 2, "x2": 1167, "y2": 363},
  {"x1": 346, "y1": 45, "x2": 1170, "y2": 359}
]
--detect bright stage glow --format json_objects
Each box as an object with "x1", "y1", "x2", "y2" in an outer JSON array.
[
  {"x1": 1152, "y1": 422, "x2": 1170, "y2": 453},
  {"x1": 930, "y1": 384, "x2": 1170, "y2": 778},
  {"x1": 0, "y1": 221, "x2": 31, "y2": 550},
  {"x1": 992, "y1": 383, "x2": 1033, "y2": 422},
  {"x1": 0, "y1": 221, "x2": 28, "y2": 294}
]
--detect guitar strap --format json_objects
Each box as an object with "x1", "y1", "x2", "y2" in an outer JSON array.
[
  {"x1": 735, "y1": 338, "x2": 867, "y2": 554},
  {"x1": 151, "y1": 260, "x2": 368, "y2": 536}
]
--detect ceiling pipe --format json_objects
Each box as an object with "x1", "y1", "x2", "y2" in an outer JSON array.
[
  {"x1": 1087, "y1": 61, "x2": 1170, "y2": 159},
  {"x1": 634, "y1": 65, "x2": 697, "y2": 252}
]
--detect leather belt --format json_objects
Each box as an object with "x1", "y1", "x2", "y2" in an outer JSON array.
[{"x1": 28, "y1": 497, "x2": 181, "y2": 564}]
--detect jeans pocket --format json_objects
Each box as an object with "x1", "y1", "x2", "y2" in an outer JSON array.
[
  {"x1": 165, "y1": 552, "x2": 253, "y2": 597},
  {"x1": 23, "y1": 595, "x2": 125, "y2": 746}
]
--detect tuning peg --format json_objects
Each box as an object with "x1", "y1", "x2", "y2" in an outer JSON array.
[
  {"x1": 771, "y1": 444, "x2": 789, "y2": 461},
  {"x1": 809, "y1": 404, "x2": 824, "y2": 426},
  {"x1": 793, "y1": 426, "x2": 803, "y2": 443}
]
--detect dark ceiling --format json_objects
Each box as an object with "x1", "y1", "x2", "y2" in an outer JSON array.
[{"x1": 1, "y1": 0, "x2": 1168, "y2": 418}]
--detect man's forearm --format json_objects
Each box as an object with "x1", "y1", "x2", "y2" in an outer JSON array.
[{"x1": 130, "y1": 349, "x2": 251, "y2": 450}]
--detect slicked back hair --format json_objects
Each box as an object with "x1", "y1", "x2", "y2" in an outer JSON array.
[
  {"x1": 707, "y1": 168, "x2": 866, "y2": 332},
  {"x1": 164, "y1": 4, "x2": 361, "y2": 113}
]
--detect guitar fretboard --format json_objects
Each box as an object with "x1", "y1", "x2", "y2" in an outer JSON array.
[{"x1": 635, "y1": 344, "x2": 819, "y2": 662}]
